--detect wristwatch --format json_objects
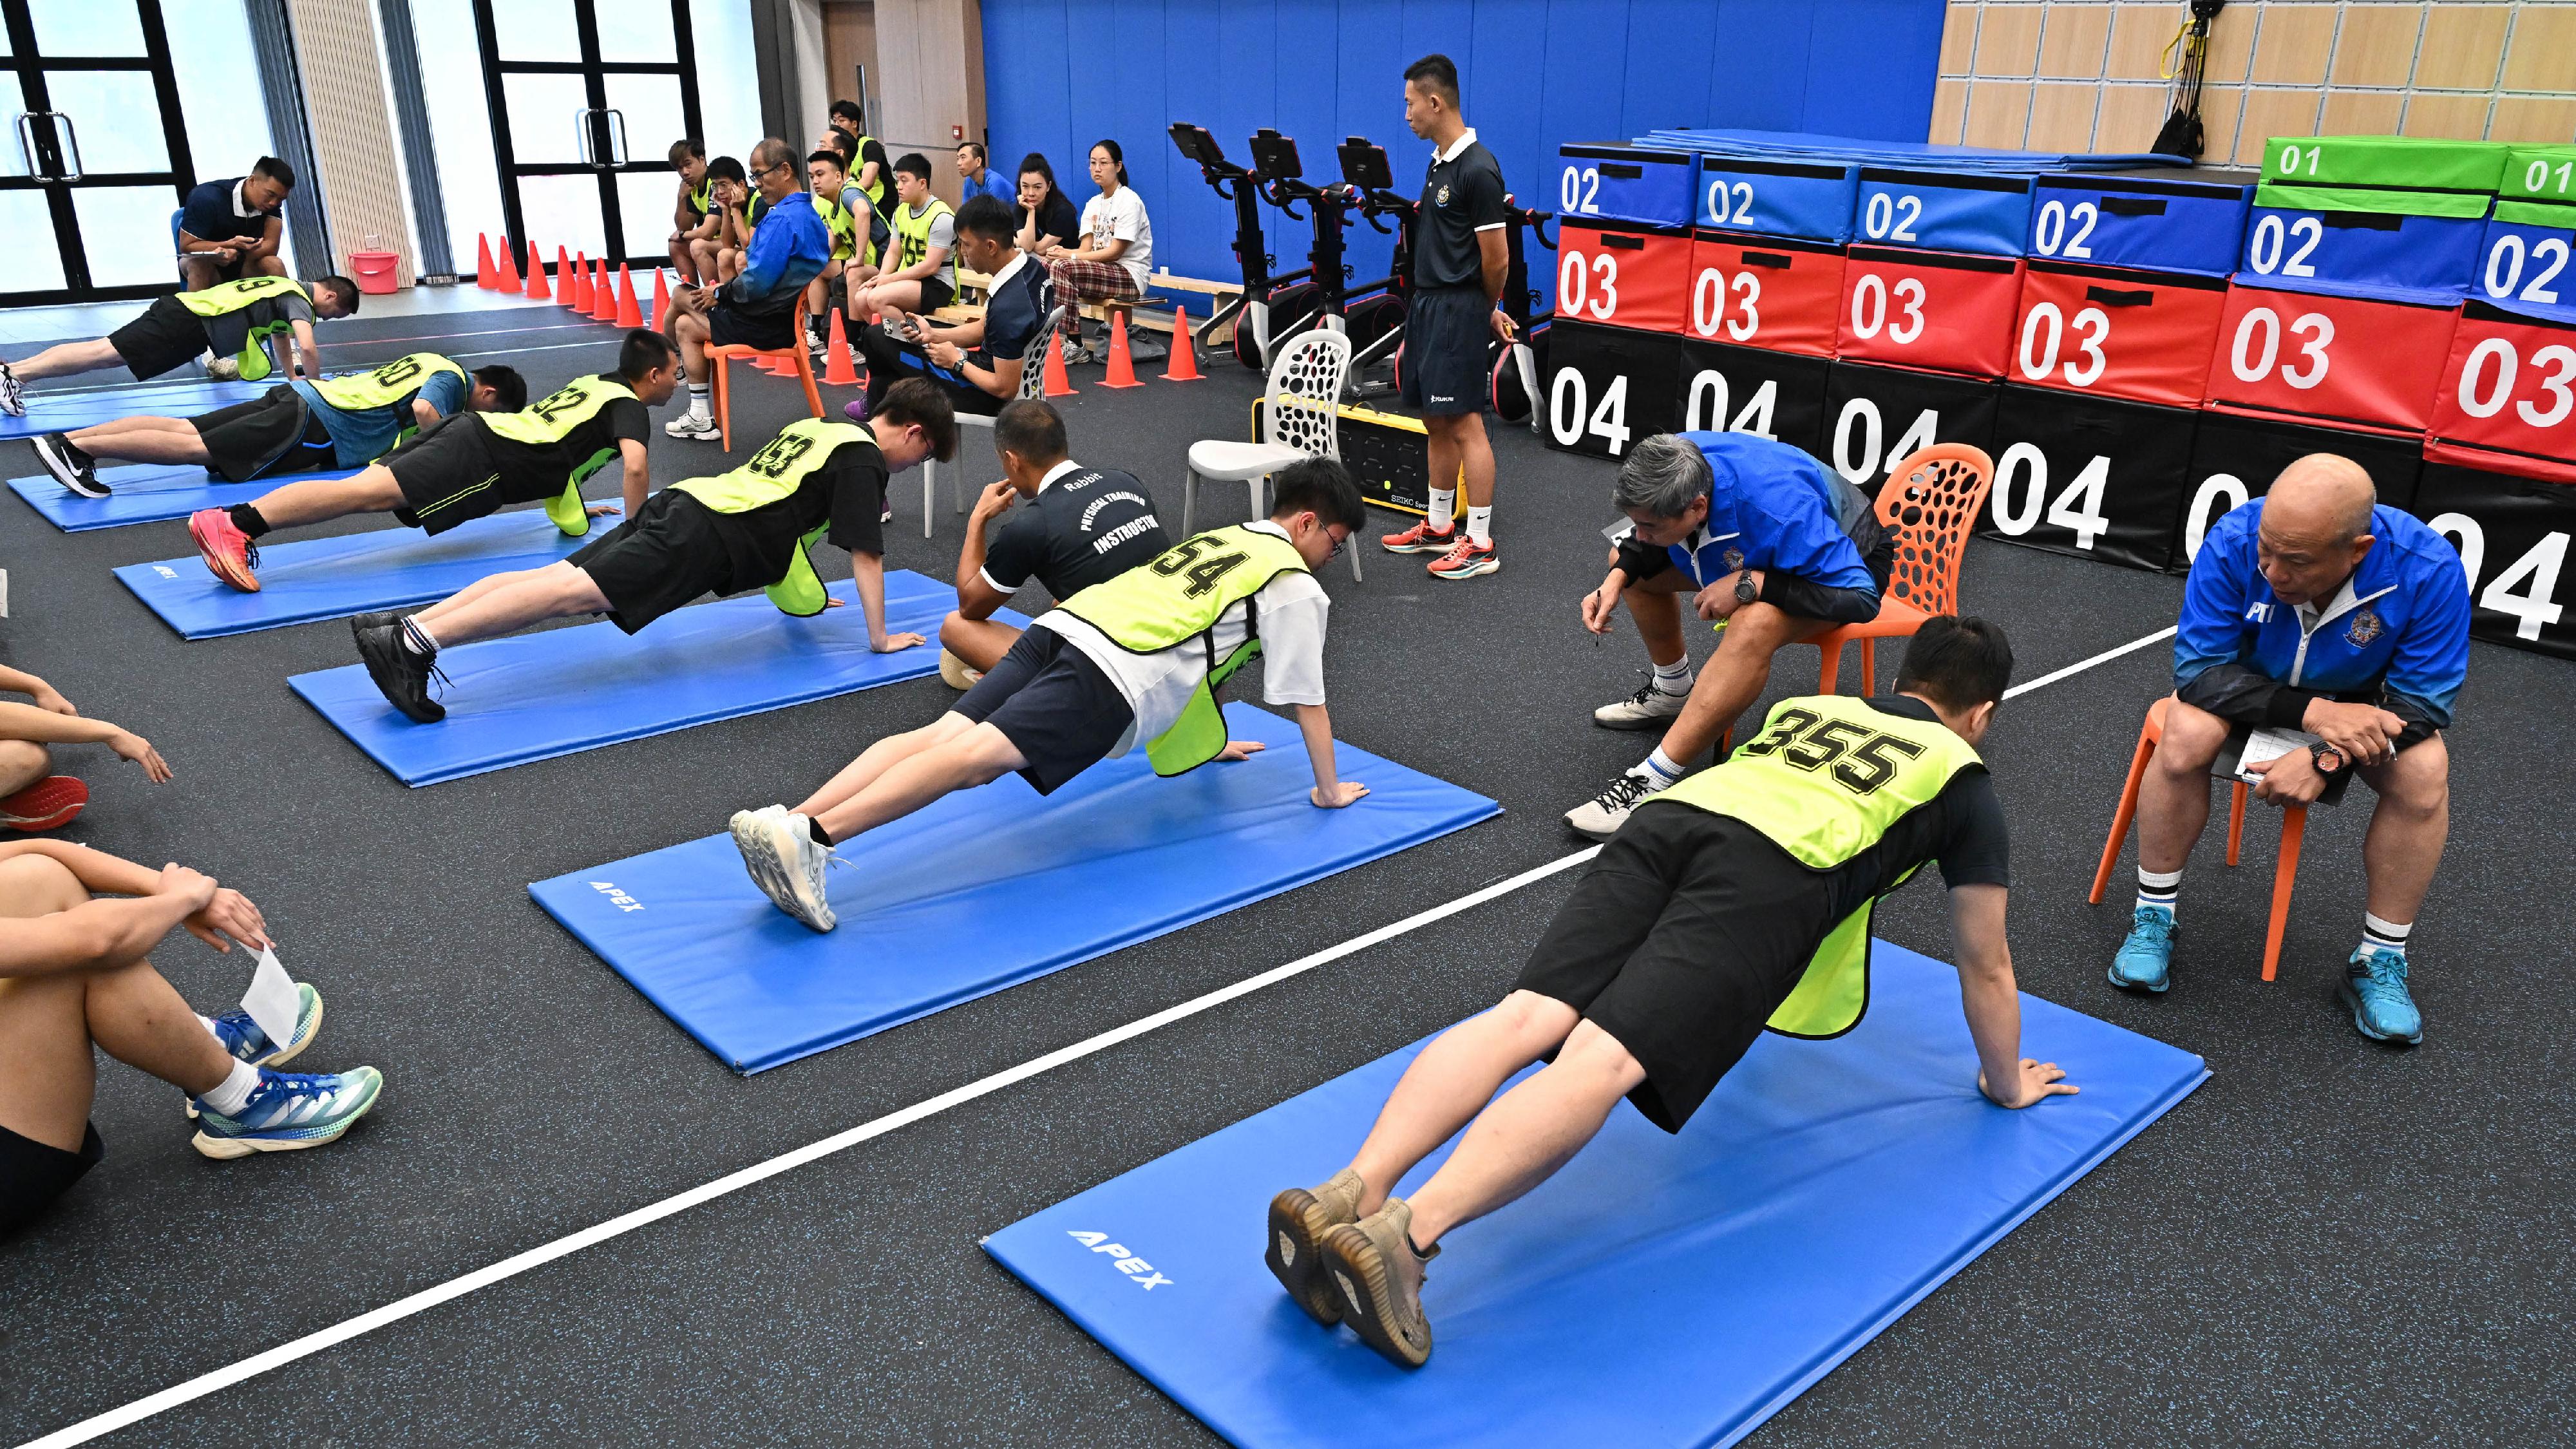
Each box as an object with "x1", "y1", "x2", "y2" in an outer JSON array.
[
  {"x1": 2309, "y1": 740, "x2": 2347, "y2": 773},
  {"x1": 1734, "y1": 571, "x2": 1760, "y2": 605}
]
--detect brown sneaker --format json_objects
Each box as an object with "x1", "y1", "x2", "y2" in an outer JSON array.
[
  {"x1": 1321, "y1": 1197, "x2": 1437, "y2": 1367},
  {"x1": 1266, "y1": 1168, "x2": 1365, "y2": 1325}
]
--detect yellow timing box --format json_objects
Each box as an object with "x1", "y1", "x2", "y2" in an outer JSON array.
[{"x1": 1249, "y1": 399, "x2": 1466, "y2": 521}]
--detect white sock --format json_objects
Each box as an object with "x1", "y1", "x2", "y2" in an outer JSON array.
[
  {"x1": 199, "y1": 1059, "x2": 260, "y2": 1115},
  {"x1": 2137, "y1": 867, "x2": 2182, "y2": 917},
  {"x1": 2362, "y1": 911, "x2": 2411, "y2": 958},
  {"x1": 687, "y1": 384, "x2": 711, "y2": 421},
  {"x1": 198, "y1": 1012, "x2": 222, "y2": 1041},
  {"x1": 1639, "y1": 747, "x2": 1685, "y2": 788},
  {"x1": 1425, "y1": 489, "x2": 1455, "y2": 534},
  {"x1": 1651, "y1": 656, "x2": 1694, "y2": 696},
  {"x1": 1465, "y1": 505, "x2": 1492, "y2": 546},
  {"x1": 401, "y1": 617, "x2": 439, "y2": 656}
]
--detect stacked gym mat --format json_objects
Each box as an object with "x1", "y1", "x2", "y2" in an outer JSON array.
[{"x1": 1543, "y1": 130, "x2": 2576, "y2": 661}]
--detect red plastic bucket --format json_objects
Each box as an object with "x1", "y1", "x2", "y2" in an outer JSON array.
[{"x1": 348, "y1": 249, "x2": 401, "y2": 294}]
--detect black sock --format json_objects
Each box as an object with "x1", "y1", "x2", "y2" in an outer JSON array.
[
  {"x1": 806, "y1": 817, "x2": 832, "y2": 847},
  {"x1": 227, "y1": 504, "x2": 272, "y2": 538}
]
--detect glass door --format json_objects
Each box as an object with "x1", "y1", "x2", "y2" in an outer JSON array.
[
  {"x1": 473, "y1": 0, "x2": 701, "y2": 270},
  {"x1": 0, "y1": 0, "x2": 196, "y2": 304}
]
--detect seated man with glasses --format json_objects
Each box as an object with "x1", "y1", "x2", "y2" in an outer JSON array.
[{"x1": 662, "y1": 137, "x2": 835, "y2": 442}]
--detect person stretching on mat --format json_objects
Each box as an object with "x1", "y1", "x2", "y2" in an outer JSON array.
[
  {"x1": 0, "y1": 838, "x2": 384, "y2": 1235},
  {"x1": 851, "y1": 194, "x2": 1051, "y2": 425},
  {"x1": 729, "y1": 458, "x2": 1371, "y2": 933},
  {"x1": 936, "y1": 397, "x2": 1168, "y2": 690},
  {"x1": 0, "y1": 275, "x2": 360, "y2": 415},
  {"x1": 0, "y1": 667, "x2": 171, "y2": 833},
  {"x1": 1265, "y1": 616, "x2": 2074, "y2": 1368},
  {"x1": 184, "y1": 330, "x2": 677, "y2": 593},
  {"x1": 352, "y1": 382, "x2": 958, "y2": 723},
  {"x1": 664, "y1": 138, "x2": 834, "y2": 443},
  {"x1": 1565, "y1": 430, "x2": 1893, "y2": 841},
  {"x1": 31, "y1": 355, "x2": 525, "y2": 500}
]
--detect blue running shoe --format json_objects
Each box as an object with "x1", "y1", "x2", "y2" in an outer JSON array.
[
  {"x1": 207, "y1": 983, "x2": 321, "y2": 1067},
  {"x1": 2340, "y1": 947, "x2": 2423, "y2": 1045},
  {"x1": 191, "y1": 1066, "x2": 383, "y2": 1159},
  {"x1": 2108, "y1": 906, "x2": 2177, "y2": 992}
]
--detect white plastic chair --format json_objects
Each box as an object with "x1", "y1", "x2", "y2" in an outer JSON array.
[
  {"x1": 1183, "y1": 328, "x2": 1360, "y2": 580},
  {"x1": 919, "y1": 306, "x2": 1068, "y2": 538}
]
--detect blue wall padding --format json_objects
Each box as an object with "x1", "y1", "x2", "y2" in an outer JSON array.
[
  {"x1": 986, "y1": 944, "x2": 2207, "y2": 1448},
  {"x1": 10, "y1": 463, "x2": 359, "y2": 533},
  {"x1": 113, "y1": 511, "x2": 594, "y2": 639},
  {"x1": 0, "y1": 378, "x2": 265, "y2": 439},
  {"x1": 290, "y1": 573, "x2": 1001, "y2": 786},
  {"x1": 529, "y1": 705, "x2": 1501, "y2": 1073}
]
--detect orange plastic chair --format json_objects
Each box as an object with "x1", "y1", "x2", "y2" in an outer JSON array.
[
  {"x1": 706, "y1": 342, "x2": 826, "y2": 451},
  {"x1": 2088, "y1": 696, "x2": 2307, "y2": 981},
  {"x1": 1812, "y1": 443, "x2": 1996, "y2": 696}
]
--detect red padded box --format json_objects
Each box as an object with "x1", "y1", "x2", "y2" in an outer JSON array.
[
  {"x1": 2009, "y1": 260, "x2": 2229, "y2": 406},
  {"x1": 1833, "y1": 245, "x2": 2023, "y2": 379},
  {"x1": 1683, "y1": 231, "x2": 1844, "y2": 357},
  {"x1": 1555, "y1": 219, "x2": 1691, "y2": 335},
  {"x1": 2201, "y1": 280, "x2": 2459, "y2": 434},
  {"x1": 2426, "y1": 301, "x2": 2576, "y2": 485}
]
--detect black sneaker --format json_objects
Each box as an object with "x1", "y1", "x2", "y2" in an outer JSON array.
[
  {"x1": 33, "y1": 433, "x2": 106, "y2": 497},
  {"x1": 355, "y1": 623, "x2": 446, "y2": 723},
  {"x1": 347, "y1": 609, "x2": 406, "y2": 643}
]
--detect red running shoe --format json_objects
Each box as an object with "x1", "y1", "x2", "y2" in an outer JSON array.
[
  {"x1": 1, "y1": 775, "x2": 87, "y2": 831},
  {"x1": 1426, "y1": 534, "x2": 1500, "y2": 580},
  {"x1": 1379, "y1": 516, "x2": 1457, "y2": 554},
  {"x1": 188, "y1": 508, "x2": 261, "y2": 592}
]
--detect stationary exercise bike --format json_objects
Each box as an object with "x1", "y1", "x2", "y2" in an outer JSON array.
[
  {"x1": 1245, "y1": 128, "x2": 1367, "y2": 366},
  {"x1": 1168, "y1": 122, "x2": 1322, "y2": 370},
  {"x1": 1332, "y1": 135, "x2": 1419, "y2": 397},
  {"x1": 1489, "y1": 197, "x2": 1557, "y2": 428}
]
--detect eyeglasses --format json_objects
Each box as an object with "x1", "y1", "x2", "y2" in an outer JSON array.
[{"x1": 751, "y1": 159, "x2": 792, "y2": 180}]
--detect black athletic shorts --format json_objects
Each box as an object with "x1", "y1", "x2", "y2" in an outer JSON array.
[
  {"x1": 108, "y1": 295, "x2": 211, "y2": 382},
  {"x1": 914, "y1": 276, "x2": 954, "y2": 314},
  {"x1": 708, "y1": 299, "x2": 800, "y2": 352},
  {"x1": 1511, "y1": 803, "x2": 1835, "y2": 1133},
  {"x1": 1399, "y1": 285, "x2": 1492, "y2": 417},
  {"x1": 568, "y1": 489, "x2": 736, "y2": 633},
  {"x1": 952, "y1": 625, "x2": 1135, "y2": 795},
  {"x1": 1, "y1": 1119, "x2": 102, "y2": 1238},
  {"x1": 192, "y1": 384, "x2": 336, "y2": 482},
  {"x1": 384, "y1": 415, "x2": 542, "y2": 536}
]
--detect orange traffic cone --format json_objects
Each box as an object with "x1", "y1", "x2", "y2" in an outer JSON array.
[
  {"x1": 589, "y1": 259, "x2": 618, "y2": 321},
  {"x1": 555, "y1": 247, "x2": 574, "y2": 307},
  {"x1": 1160, "y1": 305, "x2": 1202, "y2": 382},
  {"x1": 1042, "y1": 321, "x2": 1077, "y2": 398},
  {"x1": 567, "y1": 252, "x2": 592, "y2": 312},
  {"x1": 650, "y1": 268, "x2": 671, "y2": 329},
  {"x1": 1099, "y1": 310, "x2": 1142, "y2": 388},
  {"x1": 614, "y1": 265, "x2": 642, "y2": 327},
  {"x1": 475, "y1": 234, "x2": 496, "y2": 289},
  {"x1": 822, "y1": 310, "x2": 861, "y2": 385},
  {"x1": 522, "y1": 240, "x2": 549, "y2": 301},
  {"x1": 494, "y1": 238, "x2": 521, "y2": 293}
]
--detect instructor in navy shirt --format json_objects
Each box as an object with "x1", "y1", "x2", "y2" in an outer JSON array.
[{"x1": 178, "y1": 158, "x2": 294, "y2": 290}]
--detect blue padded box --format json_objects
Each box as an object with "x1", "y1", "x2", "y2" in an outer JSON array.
[
  {"x1": 2027, "y1": 169, "x2": 2255, "y2": 277},
  {"x1": 1853, "y1": 167, "x2": 2034, "y2": 257},
  {"x1": 2476, "y1": 210, "x2": 2576, "y2": 322},
  {"x1": 2241, "y1": 185, "x2": 2492, "y2": 303},
  {"x1": 1696, "y1": 155, "x2": 1860, "y2": 242},
  {"x1": 1555, "y1": 142, "x2": 1696, "y2": 228}
]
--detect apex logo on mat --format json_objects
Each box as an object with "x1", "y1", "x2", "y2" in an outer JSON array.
[
  {"x1": 1067, "y1": 1230, "x2": 1173, "y2": 1290},
  {"x1": 588, "y1": 880, "x2": 644, "y2": 913}
]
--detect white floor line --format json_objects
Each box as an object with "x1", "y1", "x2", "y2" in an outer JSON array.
[{"x1": 17, "y1": 622, "x2": 2177, "y2": 1449}]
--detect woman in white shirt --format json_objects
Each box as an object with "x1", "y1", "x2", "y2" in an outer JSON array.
[{"x1": 1037, "y1": 139, "x2": 1155, "y2": 361}]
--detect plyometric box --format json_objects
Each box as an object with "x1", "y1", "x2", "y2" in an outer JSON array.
[
  {"x1": 1820, "y1": 360, "x2": 2000, "y2": 489},
  {"x1": 1980, "y1": 386, "x2": 2197, "y2": 573},
  {"x1": 1543, "y1": 319, "x2": 1685, "y2": 460},
  {"x1": 2411, "y1": 462, "x2": 2576, "y2": 661},
  {"x1": 2177, "y1": 412, "x2": 2427, "y2": 574}
]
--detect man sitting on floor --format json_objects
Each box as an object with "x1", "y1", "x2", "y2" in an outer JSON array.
[
  {"x1": 852, "y1": 194, "x2": 1051, "y2": 425},
  {"x1": 937, "y1": 398, "x2": 1166, "y2": 690},
  {"x1": 177, "y1": 156, "x2": 294, "y2": 292},
  {"x1": 2109, "y1": 454, "x2": 2468, "y2": 1045},
  {"x1": 1265, "y1": 617, "x2": 2074, "y2": 1368},
  {"x1": 663, "y1": 138, "x2": 833, "y2": 442},
  {"x1": 1566, "y1": 430, "x2": 1893, "y2": 840},
  {"x1": 728, "y1": 459, "x2": 1372, "y2": 933},
  {"x1": 0, "y1": 275, "x2": 360, "y2": 415},
  {"x1": 32, "y1": 354, "x2": 524, "y2": 500},
  {"x1": 0, "y1": 839, "x2": 384, "y2": 1236},
  {"x1": 0, "y1": 666, "x2": 171, "y2": 832},
  {"x1": 352, "y1": 382, "x2": 956, "y2": 723},
  {"x1": 184, "y1": 331, "x2": 676, "y2": 593}
]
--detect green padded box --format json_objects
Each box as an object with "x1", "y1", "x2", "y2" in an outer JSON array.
[
  {"x1": 2260, "y1": 135, "x2": 2508, "y2": 194},
  {"x1": 2500, "y1": 146, "x2": 2576, "y2": 225}
]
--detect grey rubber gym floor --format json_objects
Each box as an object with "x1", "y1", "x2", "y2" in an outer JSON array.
[{"x1": 1, "y1": 298, "x2": 2570, "y2": 1447}]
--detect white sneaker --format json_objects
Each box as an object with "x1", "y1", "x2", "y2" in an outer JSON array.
[
  {"x1": 0, "y1": 363, "x2": 23, "y2": 417},
  {"x1": 664, "y1": 412, "x2": 721, "y2": 440},
  {"x1": 1593, "y1": 674, "x2": 1691, "y2": 730},
  {"x1": 204, "y1": 355, "x2": 240, "y2": 381},
  {"x1": 938, "y1": 649, "x2": 984, "y2": 690},
  {"x1": 1564, "y1": 770, "x2": 1669, "y2": 840},
  {"x1": 728, "y1": 806, "x2": 838, "y2": 931}
]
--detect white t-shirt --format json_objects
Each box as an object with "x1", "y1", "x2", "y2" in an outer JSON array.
[
  {"x1": 1081, "y1": 185, "x2": 1153, "y2": 290},
  {"x1": 1032, "y1": 520, "x2": 1328, "y2": 756}
]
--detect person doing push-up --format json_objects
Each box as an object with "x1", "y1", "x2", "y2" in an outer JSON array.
[
  {"x1": 729, "y1": 457, "x2": 1372, "y2": 932},
  {"x1": 1264, "y1": 618, "x2": 2074, "y2": 1368},
  {"x1": 352, "y1": 383, "x2": 956, "y2": 723},
  {"x1": 0, "y1": 275, "x2": 359, "y2": 414}
]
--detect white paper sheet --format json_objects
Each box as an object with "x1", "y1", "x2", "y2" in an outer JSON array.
[
  {"x1": 2235, "y1": 726, "x2": 2320, "y2": 783},
  {"x1": 240, "y1": 947, "x2": 298, "y2": 1050}
]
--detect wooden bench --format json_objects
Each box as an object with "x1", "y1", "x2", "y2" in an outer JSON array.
[{"x1": 947, "y1": 267, "x2": 1242, "y2": 341}]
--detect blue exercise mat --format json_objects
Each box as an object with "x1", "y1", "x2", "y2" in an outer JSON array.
[
  {"x1": 529, "y1": 706, "x2": 1501, "y2": 1072},
  {"x1": 291, "y1": 571, "x2": 992, "y2": 786},
  {"x1": 0, "y1": 377, "x2": 267, "y2": 439},
  {"x1": 114, "y1": 509, "x2": 594, "y2": 639},
  {"x1": 986, "y1": 943, "x2": 2207, "y2": 1449},
  {"x1": 10, "y1": 462, "x2": 358, "y2": 532}
]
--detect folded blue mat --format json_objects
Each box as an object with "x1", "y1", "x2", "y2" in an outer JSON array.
[
  {"x1": 10, "y1": 462, "x2": 359, "y2": 532},
  {"x1": 530, "y1": 706, "x2": 1501, "y2": 1072},
  {"x1": 0, "y1": 377, "x2": 267, "y2": 439},
  {"x1": 1643, "y1": 128, "x2": 2188, "y2": 173},
  {"x1": 114, "y1": 510, "x2": 593, "y2": 639},
  {"x1": 986, "y1": 943, "x2": 2207, "y2": 1449},
  {"x1": 292, "y1": 571, "x2": 997, "y2": 786}
]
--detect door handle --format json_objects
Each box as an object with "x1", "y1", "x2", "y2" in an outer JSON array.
[
  {"x1": 12, "y1": 113, "x2": 42, "y2": 180},
  {"x1": 574, "y1": 108, "x2": 596, "y2": 167},
  {"x1": 46, "y1": 113, "x2": 81, "y2": 182},
  {"x1": 603, "y1": 109, "x2": 629, "y2": 166}
]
